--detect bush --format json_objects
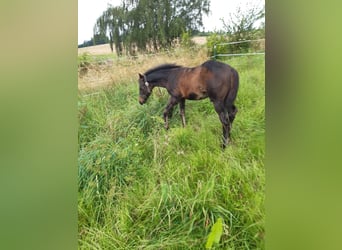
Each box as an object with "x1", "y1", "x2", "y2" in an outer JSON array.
[
  {"x1": 78, "y1": 52, "x2": 91, "y2": 68},
  {"x1": 206, "y1": 33, "x2": 229, "y2": 57},
  {"x1": 206, "y1": 32, "x2": 265, "y2": 58},
  {"x1": 207, "y1": 2, "x2": 265, "y2": 58},
  {"x1": 180, "y1": 31, "x2": 196, "y2": 49}
]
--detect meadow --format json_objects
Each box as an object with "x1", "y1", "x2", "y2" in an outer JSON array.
[{"x1": 78, "y1": 46, "x2": 265, "y2": 249}]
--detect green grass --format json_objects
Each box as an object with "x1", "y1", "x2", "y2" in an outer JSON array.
[
  {"x1": 78, "y1": 52, "x2": 117, "y2": 68},
  {"x1": 78, "y1": 55, "x2": 265, "y2": 249}
]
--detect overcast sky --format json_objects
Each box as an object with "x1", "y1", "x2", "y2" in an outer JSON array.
[{"x1": 78, "y1": 0, "x2": 264, "y2": 44}]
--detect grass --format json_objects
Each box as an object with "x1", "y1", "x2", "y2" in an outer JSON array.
[
  {"x1": 78, "y1": 52, "x2": 116, "y2": 67},
  {"x1": 78, "y1": 49, "x2": 265, "y2": 249},
  {"x1": 78, "y1": 46, "x2": 209, "y2": 90}
]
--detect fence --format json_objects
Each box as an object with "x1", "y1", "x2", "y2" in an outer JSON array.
[{"x1": 212, "y1": 39, "x2": 265, "y2": 60}]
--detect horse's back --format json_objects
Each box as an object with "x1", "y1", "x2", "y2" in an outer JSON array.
[
  {"x1": 201, "y1": 60, "x2": 239, "y2": 103},
  {"x1": 201, "y1": 60, "x2": 237, "y2": 75}
]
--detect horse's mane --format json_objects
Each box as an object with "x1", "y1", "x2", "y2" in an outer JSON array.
[{"x1": 144, "y1": 63, "x2": 182, "y2": 76}]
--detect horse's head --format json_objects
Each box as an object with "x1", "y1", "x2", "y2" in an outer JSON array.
[{"x1": 138, "y1": 73, "x2": 152, "y2": 105}]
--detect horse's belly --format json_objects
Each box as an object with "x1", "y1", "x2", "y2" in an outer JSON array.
[{"x1": 187, "y1": 91, "x2": 208, "y2": 100}]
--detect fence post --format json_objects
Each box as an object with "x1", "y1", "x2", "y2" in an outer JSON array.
[{"x1": 213, "y1": 44, "x2": 217, "y2": 60}]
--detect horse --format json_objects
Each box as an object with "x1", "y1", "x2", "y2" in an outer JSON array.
[{"x1": 138, "y1": 60, "x2": 239, "y2": 148}]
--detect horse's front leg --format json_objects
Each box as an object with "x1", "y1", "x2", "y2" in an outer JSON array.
[
  {"x1": 163, "y1": 97, "x2": 178, "y2": 130},
  {"x1": 179, "y1": 99, "x2": 186, "y2": 127}
]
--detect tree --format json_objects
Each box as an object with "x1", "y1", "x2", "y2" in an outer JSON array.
[
  {"x1": 221, "y1": 1, "x2": 265, "y2": 52},
  {"x1": 92, "y1": 33, "x2": 109, "y2": 45},
  {"x1": 94, "y1": 0, "x2": 210, "y2": 56},
  {"x1": 94, "y1": 6, "x2": 125, "y2": 55},
  {"x1": 222, "y1": 2, "x2": 264, "y2": 40}
]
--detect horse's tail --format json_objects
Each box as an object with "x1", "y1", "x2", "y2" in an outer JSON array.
[{"x1": 225, "y1": 68, "x2": 239, "y2": 106}]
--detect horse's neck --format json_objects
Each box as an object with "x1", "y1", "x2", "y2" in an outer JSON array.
[
  {"x1": 147, "y1": 72, "x2": 170, "y2": 89},
  {"x1": 151, "y1": 80, "x2": 167, "y2": 89}
]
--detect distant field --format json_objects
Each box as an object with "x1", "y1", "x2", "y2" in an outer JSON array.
[
  {"x1": 78, "y1": 46, "x2": 265, "y2": 249},
  {"x1": 78, "y1": 36, "x2": 207, "y2": 56},
  {"x1": 78, "y1": 44, "x2": 113, "y2": 55}
]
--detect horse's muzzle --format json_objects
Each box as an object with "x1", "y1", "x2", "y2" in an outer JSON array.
[{"x1": 139, "y1": 96, "x2": 145, "y2": 105}]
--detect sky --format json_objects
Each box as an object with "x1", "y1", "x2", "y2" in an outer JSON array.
[{"x1": 78, "y1": 0, "x2": 264, "y2": 44}]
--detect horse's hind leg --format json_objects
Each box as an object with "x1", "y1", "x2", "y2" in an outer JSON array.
[
  {"x1": 221, "y1": 114, "x2": 230, "y2": 149},
  {"x1": 179, "y1": 99, "x2": 186, "y2": 127},
  {"x1": 168, "y1": 106, "x2": 174, "y2": 119},
  {"x1": 214, "y1": 102, "x2": 231, "y2": 149},
  {"x1": 228, "y1": 104, "x2": 238, "y2": 123},
  {"x1": 227, "y1": 104, "x2": 238, "y2": 139}
]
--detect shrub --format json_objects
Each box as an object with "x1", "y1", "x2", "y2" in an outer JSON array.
[
  {"x1": 180, "y1": 31, "x2": 196, "y2": 49},
  {"x1": 78, "y1": 52, "x2": 91, "y2": 68},
  {"x1": 206, "y1": 33, "x2": 229, "y2": 57}
]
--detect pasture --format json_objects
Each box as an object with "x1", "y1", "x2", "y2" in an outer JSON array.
[{"x1": 78, "y1": 45, "x2": 265, "y2": 249}]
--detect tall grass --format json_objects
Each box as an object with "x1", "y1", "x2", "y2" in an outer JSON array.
[
  {"x1": 78, "y1": 47, "x2": 209, "y2": 90},
  {"x1": 78, "y1": 52, "x2": 265, "y2": 249}
]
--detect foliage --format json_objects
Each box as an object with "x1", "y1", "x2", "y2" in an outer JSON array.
[
  {"x1": 180, "y1": 31, "x2": 196, "y2": 49},
  {"x1": 206, "y1": 2, "x2": 265, "y2": 58},
  {"x1": 92, "y1": 32, "x2": 109, "y2": 46},
  {"x1": 78, "y1": 40, "x2": 94, "y2": 48},
  {"x1": 77, "y1": 53, "x2": 116, "y2": 68},
  {"x1": 94, "y1": 0, "x2": 210, "y2": 56},
  {"x1": 206, "y1": 32, "x2": 230, "y2": 57},
  {"x1": 78, "y1": 33, "x2": 109, "y2": 48},
  {"x1": 78, "y1": 54, "x2": 265, "y2": 249},
  {"x1": 78, "y1": 53, "x2": 92, "y2": 68},
  {"x1": 222, "y1": 2, "x2": 264, "y2": 41}
]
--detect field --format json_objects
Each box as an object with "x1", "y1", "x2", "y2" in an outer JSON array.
[{"x1": 78, "y1": 45, "x2": 265, "y2": 249}]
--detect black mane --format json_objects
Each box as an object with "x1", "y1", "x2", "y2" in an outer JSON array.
[{"x1": 144, "y1": 63, "x2": 182, "y2": 76}]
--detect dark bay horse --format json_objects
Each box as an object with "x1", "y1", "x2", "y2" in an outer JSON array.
[{"x1": 138, "y1": 60, "x2": 239, "y2": 148}]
